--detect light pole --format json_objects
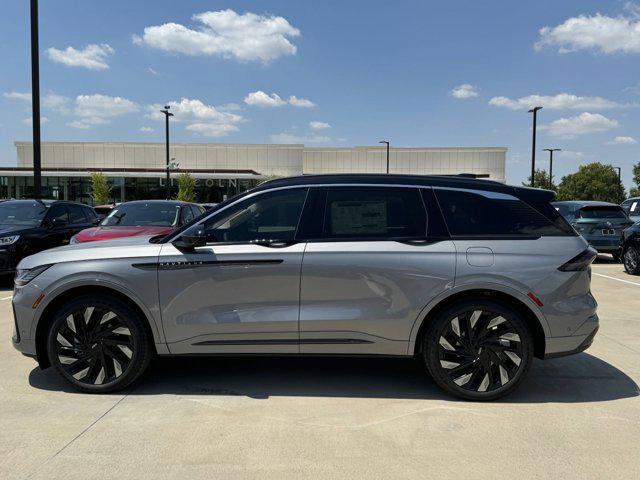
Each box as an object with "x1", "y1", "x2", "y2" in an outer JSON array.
[
  {"x1": 30, "y1": 0, "x2": 42, "y2": 199},
  {"x1": 528, "y1": 106, "x2": 543, "y2": 188},
  {"x1": 379, "y1": 140, "x2": 390, "y2": 174},
  {"x1": 543, "y1": 148, "x2": 561, "y2": 190},
  {"x1": 160, "y1": 106, "x2": 174, "y2": 200}
]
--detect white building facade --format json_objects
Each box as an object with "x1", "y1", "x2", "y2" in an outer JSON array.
[{"x1": 0, "y1": 142, "x2": 506, "y2": 203}]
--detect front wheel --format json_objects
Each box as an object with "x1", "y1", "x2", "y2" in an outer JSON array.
[
  {"x1": 423, "y1": 300, "x2": 533, "y2": 401},
  {"x1": 47, "y1": 294, "x2": 152, "y2": 393},
  {"x1": 623, "y1": 247, "x2": 640, "y2": 275}
]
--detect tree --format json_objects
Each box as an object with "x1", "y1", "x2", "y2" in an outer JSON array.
[
  {"x1": 523, "y1": 169, "x2": 557, "y2": 191},
  {"x1": 556, "y1": 162, "x2": 625, "y2": 203},
  {"x1": 630, "y1": 162, "x2": 640, "y2": 198},
  {"x1": 176, "y1": 171, "x2": 196, "y2": 202},
  {"x1": 90, "y1": 172, "x2": 111, "y2": 205}
]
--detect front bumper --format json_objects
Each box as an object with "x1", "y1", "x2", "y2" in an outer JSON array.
[
  {"x1": 11, "y1": 282, "x2": 43, "y2": 358},
  {"x1": 544, "y1": 313, "x2": 599, "y2": 359}
]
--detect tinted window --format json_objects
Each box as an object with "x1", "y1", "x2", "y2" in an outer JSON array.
[
  {"x1": 322, "y1": 187, "x2": 426, "y2": 239},
  {"x1": 578, "y1": 206, "x2": 627, "y2": 219},
  {"x1": 84, "y1": 206, "x2": 97, "y2": 219},
  {"x1": 68, "y1": 204, "x2": 87, "y2": 224},
  {"x1": 554, "y1": 204, "x2": 574, "y2": 219},
  {"x1": 204, "y1": 188, "x2": 308, "y2": 242},
  {"x1": 47, "y1": 204, "x2": 69, "y2": 225},
  {"x1": 101, "y1": 202, "x2": 180, "y2": 227},
  {"x1": 181, "y1": 205, "x2": 195, "y2": 224},
  {"x1": 0, "y1": 201, "x2": 48, "y2": 227},
  {"x1": 435, "y1": 188, "x2": 566, "y2": 237}
]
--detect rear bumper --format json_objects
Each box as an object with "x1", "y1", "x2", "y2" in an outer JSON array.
[
  {"x1": 544, "y1": 314, "x2": 599, "y2": 359},
  {"x1": 583, "y1": 235, "x2": 622, "y2": 252}
]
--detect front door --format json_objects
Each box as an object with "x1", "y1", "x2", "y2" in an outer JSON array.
[{"x1": 158, "y1": 187, "x2": 309, "y2": 354}]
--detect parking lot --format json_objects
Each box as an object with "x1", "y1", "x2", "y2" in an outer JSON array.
[{"x1": 1, "y1": 257, "x2": 638, "y2": 480}]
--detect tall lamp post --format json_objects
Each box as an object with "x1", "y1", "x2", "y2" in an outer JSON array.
[
  {"x1": 379, "y1": 140, "x2": 390, "y2": 174},
  {"x1": 160, "y1": 106, "x2": 174, "y2": 200},
  {"x1": 528, "y1": 106, "x2": 543, "y2": 188},
  {"x1": 30, "y1": 0, "x2": 42, "y2": 199},
  {"x1": 543, "y1": 148, "x2": 561, "y2": 190}
]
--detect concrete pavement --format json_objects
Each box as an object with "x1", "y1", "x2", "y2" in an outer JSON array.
[{"x1": 1, "y1": 257, "x2": 639, "y2": 480}]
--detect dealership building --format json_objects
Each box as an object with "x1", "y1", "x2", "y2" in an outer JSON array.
[{"x1": 0, "y1": 141, "x2": 507, "y2": 203}]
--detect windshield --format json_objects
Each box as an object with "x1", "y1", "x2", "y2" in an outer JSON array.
[
  {"x1": 100, "y1": 202, "x2": 180, "y2": 227},
  {"x1": 578, "y1": 207, "x2": 627, "y2": 219},
  {"x1": 0, "y1": 201, "x2": 48, "y2": 227}
]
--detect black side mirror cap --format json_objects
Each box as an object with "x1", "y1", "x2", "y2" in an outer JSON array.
[{"x1": 172, "y1": 225, "x2": 208, "y2": 250}]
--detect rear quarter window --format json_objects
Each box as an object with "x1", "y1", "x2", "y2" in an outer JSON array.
[{"x1": 435, "y1": 188, "x2": 571, "y2": 237}]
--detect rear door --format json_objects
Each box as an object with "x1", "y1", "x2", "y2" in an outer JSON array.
[{"x1": 297, "y1": 186, "x2": 456, "y2": 355}]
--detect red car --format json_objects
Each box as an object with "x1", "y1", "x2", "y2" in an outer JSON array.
[{"x1": 71, "y1": 200, "x2": 204, "y2": 244}]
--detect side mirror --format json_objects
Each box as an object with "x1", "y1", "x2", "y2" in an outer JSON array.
[{"x1": 172, "y1": 224, "x2": 207, "y2": 250}]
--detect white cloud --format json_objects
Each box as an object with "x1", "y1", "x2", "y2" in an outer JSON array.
[
  {"x1": 22, "y1": 116, "x2": 49, "y2": 125},
  {"x1": 270, "y1": 132, "x2": 331, "y2": 144},
  {"x1": 244, "y1": 91, "x2": 287, "y2": 107},
  {"x1": 309, "y1": 121, "x2": 331, "y2": 130},
  {"x1": 67, "y1": 120, "x2": 91, "y2": 130},
  {"x1": 489, "y1": 93, "x2": 623, "y2": 110},
  {"x1": 450, "y1": 84, "x2": 478, "y2": 99},
  {"x1": 147, "y1": 98, "x2": 243, "y2": 138},
  {"x1": 185, "y1": 123, "x2": 239, "y2": 137},
  {"x1": 139, "y1": 126, "x2": 154, "y2": 132},
  {"x1": 133, "y1": 9, "x2": 300, "y2": 63},
  {"x1": 46, "y1": 44, "x2": 114, "y2": 70},
  {"x1": 74, "y1": 94, "x2": 139, "y2": 125},
  {"x1": 288, "y1": 95, "x2": 316, "y2": 107},
  {"x1": 558, "y1": 150, "x2": 585, "y2": 160},
  {"x1": 218, "y1": 102, "x2": 242, "y2": 111},
  {"x1": 535, "y1": 10, "x2": 640, "y2": 54},
  {"x1": 607, "y1": 135, "x2": 637, "y2": 144},
  {"x1": 148, "y1": 67, "x2": 158, "y2": 75},
  {"x1": 539, "y1": 112, "x2": 619, "y2": 138},
  {"x1": 3, "y1": 91, "x2": 32, "y2": 102}
]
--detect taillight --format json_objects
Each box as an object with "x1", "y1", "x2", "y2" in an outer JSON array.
[{"x1": 558, "y1": 247, "x2": 598, "y2": 271}]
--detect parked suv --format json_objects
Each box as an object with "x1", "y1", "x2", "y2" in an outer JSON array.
[
  {"x1": 12, "y1": 175, "x2": 598, "y2": 400},
  {"x1": 553, "y1": 201, "x2": 632, "y2": 261},
  {"x1": 0, "y1": 199, "x2": 98, "y2": 274}
]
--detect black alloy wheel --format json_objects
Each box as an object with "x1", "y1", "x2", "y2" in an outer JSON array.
[
  {"x1": 47, "y1": 295, "x2": 151, "y2": 392},
  {"x1": 424, "y1": 300, "x2": 533, "y2": 401},
  {"x1": 623, "y1": 247, "x2": 640, "y2": 275}
]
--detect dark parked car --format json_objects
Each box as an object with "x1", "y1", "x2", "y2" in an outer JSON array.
[
  {"x1": 553, "y1": 201, "x2": 633, "y2": 261},
  {"x1": 0, "y1": 199, "x2": 98, "y2": 274},
  {"x1": 621, "y1": 223, "x2": 640, "y2": 274},
  {"x1": 621, "y1": 197, "x2": 640, "y2": 223}
]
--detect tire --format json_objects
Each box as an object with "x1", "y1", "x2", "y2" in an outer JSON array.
[
  {"x1": 623, "y1": 247, "x2": 640, "y2": 275},
  {"x1": 423, "y1": 300, "x2": 533, "y2": 401},
  {"x1": 47, "y1": 294, "x2": 152, "y2": 393}
]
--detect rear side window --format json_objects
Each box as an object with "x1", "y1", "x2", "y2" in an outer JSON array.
[
  {"x1": 435, "y1": 188, "x2": 569, "y2": 237},
  {"x1": 321, "y1": 187, "x2": 426, "y2": 239},
  {"x1": 68, "y1": 204, "x2": 87, "y2": 224},
  {"x1": 578, "y1": 206, "x2": 627, "y2": 219}
]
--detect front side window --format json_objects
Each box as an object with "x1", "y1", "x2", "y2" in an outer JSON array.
[
  {"x1": 321, "y1": 187, "x2": 426, "y2": 239},
  {"x1": 68, "y1": 204, "x2": 87, "y2": 224},
  {"x1": 46, "y1": 204, "x2": 69, "y2": 225},
  {"x1": 204, "y1": 188, "x2": 308, "y2": 243},
  {"x1": 101, "y1": 202, "x2": 180, "y2": 227},
  {"x1": 435, "y1": 188, "x2": 566, "y2": 237}
]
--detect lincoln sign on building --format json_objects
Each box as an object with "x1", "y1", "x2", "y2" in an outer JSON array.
[{"x1": 0, "y1": 142, "x2": 507, "y2": 203}]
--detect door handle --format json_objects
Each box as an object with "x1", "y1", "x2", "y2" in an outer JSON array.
[{"x1": 253, "y1": 239, "x2": 298, "y2": 248}]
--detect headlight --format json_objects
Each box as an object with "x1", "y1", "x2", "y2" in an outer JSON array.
[
  {"x1": 0, "y1": 235, "x2": 20, "y2": 246},
  {"x1": 14, "y1": 264, "x2": 53, "y2": 286},
  {"x1": 70, "y1": 236, "x2": 79, "y2": 244}
]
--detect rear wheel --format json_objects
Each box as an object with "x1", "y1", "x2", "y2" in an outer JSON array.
[
  {"x1": 623, "y1": 247, "x2": 640, "y2": 275},
  {"x1": 423, "y1": 300, "x2": 533, "y2": 401},
  {"x1": 47, "y1": 295, "x2": 151, "y2": 393}
]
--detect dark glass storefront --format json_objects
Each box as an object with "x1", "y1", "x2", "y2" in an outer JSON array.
[{"x1": 0, "y1": 175, "x2": 259, "y2": 205}]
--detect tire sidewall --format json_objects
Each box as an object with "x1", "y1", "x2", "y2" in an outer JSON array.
[
  {"x1": 423, "y1": 299, "x2": 534, "y2": 401},
  {"x1": 46, "y1": 295, "x2": 150, "y2": 393}
]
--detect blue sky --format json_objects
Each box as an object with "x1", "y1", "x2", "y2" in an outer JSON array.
[{"x1": 1, "y1": 0, "x2": 640, "y2": 187}]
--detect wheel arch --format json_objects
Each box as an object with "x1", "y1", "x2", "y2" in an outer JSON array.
[
  {"x1": 34, "y1": 285, "x2": 160, "y2": 369},
  {"x1": 409, "y1": 287, "x2": 547, "y2": 359}
]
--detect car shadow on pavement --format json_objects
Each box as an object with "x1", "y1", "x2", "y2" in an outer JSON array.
[{"x1": 28, "y1": 352, "x2": 638, "y2": 403}]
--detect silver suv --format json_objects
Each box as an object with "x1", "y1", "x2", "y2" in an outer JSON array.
[{"x1": 12, "y1": 175, "x2": 598, "y2": 400}]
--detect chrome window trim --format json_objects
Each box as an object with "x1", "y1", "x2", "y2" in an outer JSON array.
[{"x1": 165, "y1": 182, "x2": 485, "y2": 243}]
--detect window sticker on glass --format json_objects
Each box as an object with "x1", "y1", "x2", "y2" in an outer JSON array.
[
  {"x1": 631, "y1": 201, "x2": 638, "y2": 213},
  {"x1": 330, "y1": 200, "x2": 387, "y2": 235}
]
